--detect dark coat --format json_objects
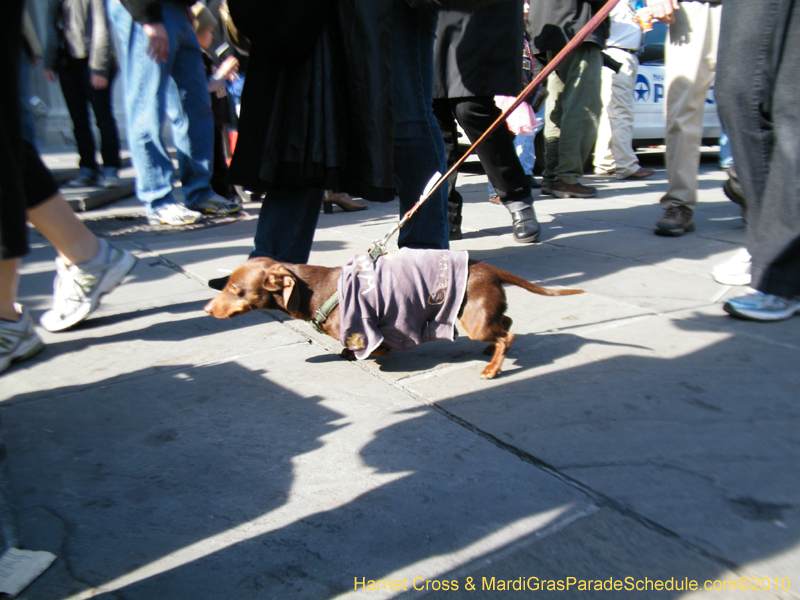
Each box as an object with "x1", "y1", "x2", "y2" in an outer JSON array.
[
  {"x1": 433, "y1": 0, "x2": 525, "y2": 99},
  {"x1": 120, "y1": 0, "x2": 193, "y2": 24},
  {"x1": 226, "y1": 0, "x2": 395, "y2": 201},
  {"x1": 527, "y1": 0, "x2": 608, "y2": 58}
]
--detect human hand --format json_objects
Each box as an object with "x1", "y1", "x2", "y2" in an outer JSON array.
[
  {"x1": 208, "y1": 78, "x2": 226, "y2": 96},
  {"x1": 217, "y1": 56, "x2": 239, "y2": 80},
  {"x1": 636, "y1": 7, "x2": 654, "y2": 31},
  {"x1": 91, "y1": 74, "x2": 109, "y2": 89},
  {"x1": 646, "y1": 0, "x2": 680, "y2": 24},
  {"x1": 143, "y1": 22, "x2": 169, "y2": 62},
  {"x1": 44, "y1": 68, "x2": 57, "y2": 82}
]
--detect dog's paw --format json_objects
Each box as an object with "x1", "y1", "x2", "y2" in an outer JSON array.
[
  {"x1": 480, "y1": 366, "x2": 500, "y2": 379},
  {"x1": 341, "y1": 348, "x2": 356, "y2": 361}
]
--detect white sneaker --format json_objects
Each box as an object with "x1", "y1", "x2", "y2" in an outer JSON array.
[
  {"x1": 148, "y1": 201, "x2": 204, "y2": 226},
  {"x1": 724, "y1": 291, "x2": 800, "y2": 321},
  {"x1": 0, "y1": 304, "x2": 44, "y2": 374},
  {"x1": 39, "y1": 239, "x2": 137, "y2": 332},
  {"x1": 712, "y1": 248, "x2": 752, "y2": 286}
]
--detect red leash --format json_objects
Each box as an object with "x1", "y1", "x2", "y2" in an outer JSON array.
[{"x1": 370, "y1": 0, "x2": 620, "y2": 257}]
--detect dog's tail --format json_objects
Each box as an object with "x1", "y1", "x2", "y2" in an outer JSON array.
[{"x1": 497, "y1": 269, "x2": 584, "y2": 297}]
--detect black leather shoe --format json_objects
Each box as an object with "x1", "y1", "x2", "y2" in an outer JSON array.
[{"x1": 511, "y1": 206, "x2": 540, "y2": 243}]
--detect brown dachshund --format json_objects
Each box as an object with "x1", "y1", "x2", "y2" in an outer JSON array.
[{"x1": 204, "y1": 254, "x2": 583, "y2": 379}]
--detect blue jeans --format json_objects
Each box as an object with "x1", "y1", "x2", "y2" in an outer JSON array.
[
  {"x1": 251, "y1": 188, "x2": 324, "y2": 263},
  {"x1": 106, "y1": 0, "x2": 214, "y2": 212},
  {"x1": 391, "y1": 0, "x2": 449, "y2": 250},
  {"x1": 488, "y1": 133, "x2": 537, "y2": 197}
]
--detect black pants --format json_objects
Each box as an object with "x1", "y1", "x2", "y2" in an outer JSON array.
[
  {"x1": 433, "y1": 96, "x2": 532, "y2": 214},
  {"x1": 58, "y1": 57, "x2": 121, "y2": 172},
  {"x1": 1, "y1": 0, "x2": 58, "y2": 260}
]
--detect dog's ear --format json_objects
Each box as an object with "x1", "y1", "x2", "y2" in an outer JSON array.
[{"x1": 264, "y1": 265, "x2": 300, "y2": 312}]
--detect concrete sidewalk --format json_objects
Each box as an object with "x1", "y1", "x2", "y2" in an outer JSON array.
[{"x1": 1, "y1": 149, "x2": 798, "y2": 599}]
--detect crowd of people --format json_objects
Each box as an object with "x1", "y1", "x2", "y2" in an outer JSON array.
[{"x1": 2, "y1": 0, "x2": 799, "y2": 375}]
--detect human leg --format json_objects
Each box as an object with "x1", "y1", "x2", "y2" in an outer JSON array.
[
  {"x1": 595, "y1": 48, "x2": 640, "y2": 178},
  {"x1": 717, "y1": 0, "x2": 800, "y2": 313},
  {"x1": 391, "y1": 0, "x2": 449, "y2": 250},
  {"x1": 106, "y1": 0, "x2": 197, "y2": 221},
  {"x1": 659, "y1": 3, "x2": 720, "y2": 211},
  {"x1": 594, "y1": 56, "x2": 616, "y2": 175},
  {"x1": 432, "y1": 98, "x2": 464, "y2": 240},
  {"x1": 452, "y1": 97, "x2": 539, "y2": 243},
  {"x1": 515, "y1": 134, "x2": 537, "y2": 175},
  {"x1": 165, "y1": 3, "x2": 215, "y2": 208},
  {"x1": 552, "y1": 44, "x2": 602, "y2": 186},
  {"x1": 250, "y1": 188, "x2": 325, "y2": 264},
  {"x1": 86, "y1": 65, "x2": 122, "y2": 177},
  {"x1": 21, "y1": 140, "x2": 136, "y2": 331},
  {"x1": 28, "y1": 192, "x2": 135, "y2": 333},
  {"x1": 58, "y1": 60, "x2": 101, "y2": 180},
  {"x1": 542, "y1": 70, "x2": 564, "y2": 190},
  {"x1": 27, "y1": 192, "x2": 100, "y2": 266}
]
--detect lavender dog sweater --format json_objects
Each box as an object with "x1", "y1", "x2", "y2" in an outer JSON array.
[{"x1": 338, "y1": 248, "x2": 470, "y2": 359}]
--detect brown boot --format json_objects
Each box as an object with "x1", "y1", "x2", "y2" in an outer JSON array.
[
  {"x1": 655, "y1": 205, "x2": 695, "y2": 236},
  {"x1": 553, "y1": 180, "x2": 598, "y2": 198}
]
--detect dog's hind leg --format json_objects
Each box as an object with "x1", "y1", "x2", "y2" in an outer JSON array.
[
  {"x1": 482, "y1": 316, "x2": 513, "y2": 356},
  {"x1": 481, "y1": 330, "x2": 514, "y2": 379},
  {"x1": 459, "y1": 314, "x2": 515, "y2": 379}
]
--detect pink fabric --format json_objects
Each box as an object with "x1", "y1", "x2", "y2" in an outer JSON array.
[{"x1": 338, "y1": 249, "x2": 470, "y2": 359}]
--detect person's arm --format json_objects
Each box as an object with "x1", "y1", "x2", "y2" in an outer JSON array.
[
  {"x1": 89, "y1": 0, "x2": 111, "y2": 88},
  {"x1": 646, "y1": 0, "x2": 680, "y2": 24},
  {"x1": 120, "y1": 0, "x2": 168, "y2": 62},
  {"x1": 22, "y1": 8, "x2": 44, "y2": 64},
  {"x1": 43, "y1": 0, "x2": 61, "y2": 76}
]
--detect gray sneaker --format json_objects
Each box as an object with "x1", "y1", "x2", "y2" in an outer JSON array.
[
  {"x1": 187, "y1": 193, "x2": 241, "y2": 215},
  {"x1": 655, "y1": 205, "x2": 695, "y2": 236},
  {"x1": 0, "y1": 304, "x2": 44, "y2": 374},
  {"x1": 39, "y1": 239, "x2": 137, "y2": 332},
  {"x1": 65, "y1": 172, "x2": 100, "y2": 188},
  {"x1": 100, "y1": 173, "x2": 121, "y2": 189}
]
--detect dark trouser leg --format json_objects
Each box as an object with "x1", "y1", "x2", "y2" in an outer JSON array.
[
  {"x1": 451, "y1": 96, "x2": 532, "y2": 213},
  {"x1": 86, "y1": 65, "x2": 122, "y2": 171},
  {"x1": 716, "y1": 0, "x2": 800, "y2": 297},
  {"x1": 58, "y1": 62, "x2": 99, "y2": 173},
  {"x1": 1, "y1": 0, "x2": 27, "y2": 260},
  {"x1": 250, "y1": 188, "x2": 324, "y2": 264},
  {"x1": 391, "y1": 0, "x2": 449, "y2": 250},
  {"x1": 550, "y1": 45, "x2": 602, "y2": 184},
  {"x1": 432, "y1": 98, "x2": 463, "y2": 239}
]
